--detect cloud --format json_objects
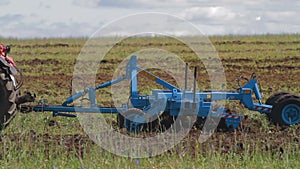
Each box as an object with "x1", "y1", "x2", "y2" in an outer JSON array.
[
  {"x1": 175, "y1": 1, "x2": 300, "y2": 35},
  {"x1": 47, "y1": 22, "x2": 96, "y2": 37},
  {"x1": 73, "y1": 0, "x2": 101, "y2": 8},
  {"x1": 99, "y1": 0, "x2": 193, "y2": 8},
  {"x1": 0, "y1": 20, "x2": 47, "y2": 38},
  {"x1": 264, "y1": 11, "x2": 299, "y2": 24},
  {"x1": 179, "y1": 6, "x2": 238, "y2": 23},
  {"x1": 0, "y1": 16, "x2": 96, "y2": 38},
  {"x1": 38, "y1": 1, "x2": 51, "y2": 9},
  {"x1": 0, "y1": 0, "x2": 9, "y2": 6},
  {"x1": 1, "y1": 0, "x2": 300, "y2": 38},
  {"x1": 0, "y1": 14, "x2": 24, "y2": 25}
]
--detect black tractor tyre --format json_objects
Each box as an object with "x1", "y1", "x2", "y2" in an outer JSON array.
[
  {"x1": 0, "y1": 72, "x2": 17, "y2": 129},
  {"x1": 266, "y1": 92, "x2": 290, "y2": 105},
  {"x1": 270, "y1": 94, "x2": 300, "y2": 127},
  {"x1": 265, "y1": 92, "x2": 291, "y2": 120}
]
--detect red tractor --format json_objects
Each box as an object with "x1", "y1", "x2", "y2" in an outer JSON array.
[{"x1": 0, "y1": 44, "x2": 34, "y2": 129}]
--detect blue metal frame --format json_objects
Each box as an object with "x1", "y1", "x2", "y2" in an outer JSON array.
[{"x1": 32, "y1": 55, "x2": 274, "y2": 130}]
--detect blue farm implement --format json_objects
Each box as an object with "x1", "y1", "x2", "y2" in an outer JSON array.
[
  {"x1": 1, "y1": 46, "x2": 299, "y2": 132},
  {"x1": 19, "y1": 55, "x2": 300, "y2": 132}
]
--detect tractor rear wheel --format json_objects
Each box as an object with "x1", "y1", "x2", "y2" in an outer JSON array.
[
  {"x1": 0, "y1": 72, "x2": 17, "y2": 129},
  {"x1": 270, "y1": 94, "x2": 300, "y2": 127}
]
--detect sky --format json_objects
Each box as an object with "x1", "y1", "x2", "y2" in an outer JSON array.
[{"x1": 0, "y1": 0, "x2": 299, "y2": 38}]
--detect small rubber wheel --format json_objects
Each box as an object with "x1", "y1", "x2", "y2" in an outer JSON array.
[
  {"x1": 270, "y1": 94, "x2": 300, "y2": 127},
  {"x1": 117, "y1": 108, "x2": 145, "y2": 133}
]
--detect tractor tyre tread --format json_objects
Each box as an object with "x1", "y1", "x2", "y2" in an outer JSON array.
[
  {"x1": 266, "y1": 92, "x2": 290, "y2": 105},
  {"x1": 0, "y1": 72, "x2": 17, "y2": 129}
]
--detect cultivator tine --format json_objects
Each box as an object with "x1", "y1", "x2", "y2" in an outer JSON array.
[
  {"x1": 184, "y1": 63, "x2": 188, "y2": 90},
  {"x1": 193, "y1": 66, "x2": 198, "y2": 103}
]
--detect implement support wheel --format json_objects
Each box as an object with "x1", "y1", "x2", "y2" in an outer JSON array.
[
  {"x1": 266, "y1": 92, "x2": 290, "y2": 105},
  {"x1": 270, "y1": 94, "x2": 300, "y2": 127}
]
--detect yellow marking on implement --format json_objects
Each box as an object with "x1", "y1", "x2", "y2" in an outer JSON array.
[
  {"x1": 244, "y1": 89, "x2": 251, "y2": 94},
  {"x1": 207, "y1": 94, "x2": 211, "y2": 99}
]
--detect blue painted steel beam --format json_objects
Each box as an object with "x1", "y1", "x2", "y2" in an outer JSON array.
[
  {"x1": 62, "y1": 91, "x2": 85, "y2": 106},
  {"x1": 131, "y1": 59, "x2": 138, "y2": 97},
  {"x1": 33, "y1": 105, "x2": 126, "y2": 113},
  {"x1": 62, "y1": 76, "x2": 125, "y2": 107},
  {"x1": 254, "y1": 82, "x2": 262, "y2": 101},
  {"x1": 95, "y1": 76, "x2": 126, "y2": 90},
  {"x1": 136, "y1": 67, "x2": 181, "y2": 92}
]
